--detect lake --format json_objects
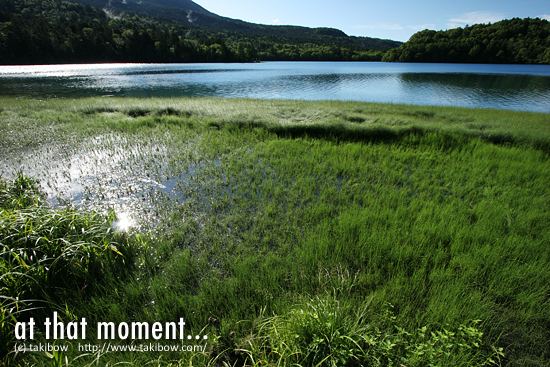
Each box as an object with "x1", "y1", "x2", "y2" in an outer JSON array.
[{"x1": 1, "y1": 61, "x2": 550, "y2": 112}]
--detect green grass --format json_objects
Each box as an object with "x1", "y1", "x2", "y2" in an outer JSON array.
[
  {"x1": 0, "y1": 174, "x2": 137, "y2": 363},
  {"x1": 238, "y1": 297, "x2": 500, "y2": 367},
  {"x1": 1, "y1": 97, "x2": 549, "y2": 366}
]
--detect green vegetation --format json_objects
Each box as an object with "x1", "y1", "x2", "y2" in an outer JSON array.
[
  {"x1": 0, "y1": 0, "x2": 247, "y2": 64},
  {"x1": 383, "y1": 17, "x2": 550, "y2": 64},
  {"x1": 1, "y1": 97, "x2": 550, "y2": 366},
  {"x1": 68, "y1": 0, "x2": 400, "y2": 49},
  {"x1": 0, "y1": 0, "x2": 397, "y2": 64},
  {"x1": 4, "y1": 0, "x2": 550, "y2": 65},
  {"x1": 0, "y1": 173, "x2": 137, "y2": 362}
]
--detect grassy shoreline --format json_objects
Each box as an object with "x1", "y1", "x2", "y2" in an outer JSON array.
[{"x1": 1, "y1": 97, "x2": 549, "y2": 366}]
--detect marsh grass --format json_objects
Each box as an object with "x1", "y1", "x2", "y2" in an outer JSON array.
[
  {"x1": 1, "y1": 97, "x2": 549, "y2": 366},
  {"x1": 238, "y1": 297, "x2": 502, "y2": 367},
  {"x1": 0, "y1": 174, "x2": 137, "y2": 364}
]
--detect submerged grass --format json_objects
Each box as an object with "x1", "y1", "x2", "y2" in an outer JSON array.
[{"x1": 0, "y1": 97, "x2": 549, "y2": 366}]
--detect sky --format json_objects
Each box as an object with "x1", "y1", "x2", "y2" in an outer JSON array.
[{"x1": 195, "y1": 0, "x2": 550, "y2": 42}]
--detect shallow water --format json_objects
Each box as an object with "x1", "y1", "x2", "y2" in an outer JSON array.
[{"x1": 1, "y1": 131, "x2": 198, "y2": 232}]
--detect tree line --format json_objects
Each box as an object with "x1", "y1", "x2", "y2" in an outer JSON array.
[
  {"x1": 5, "y1": 0, "x2": 545, "y2": 65},
  {"x1": 0, "y1": 0, "x2": 249, "y2": 64},
  {"x1": 383, "y1": 17, "x2": 550, "y2": 64}
]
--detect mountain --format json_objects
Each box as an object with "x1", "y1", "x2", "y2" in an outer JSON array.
[
  {"x1": 0, "y1": 0, "x2": 402, "y2": 64},
  {"x1": 70, "y1": 0, "x2": 402, "y2": 50},
  {"x1": 81, "y1": 0, "x2": 217, "y2": 18}
]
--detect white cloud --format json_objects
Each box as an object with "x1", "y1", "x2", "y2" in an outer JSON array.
[
  {"x1": 448, "y1": 11, "x2": 505, "y2": 28},
  {"x1": 352, "y1": 23, "x2": 404, "y2": 31},
  {"x1": 537, "y1": 14, "x2": 550, "y2": 21},
  {"x1": 407, "y1": 24, "x2": 436, "y2": 31},
  {"x1": 271, "y1": 19, "x2": 282, "y2": 25}
]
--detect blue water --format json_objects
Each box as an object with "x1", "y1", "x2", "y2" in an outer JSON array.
[{"x1": 1, "y1": 61, "x2": 550, "y2": 112}]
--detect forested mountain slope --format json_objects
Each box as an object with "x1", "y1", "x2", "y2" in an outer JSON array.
[
  {"x1": 0, "y1": 0, "x2": 243, "y2": 64},
  {"x1": 70, "y1": 0, "x2": 402, "y2": 50},
  {"x1": 383, "y1": 17, "x2": 550, "y2": 64},
  {"x1": 0, "y1": 0, "x2": 400, "y2": 64}
]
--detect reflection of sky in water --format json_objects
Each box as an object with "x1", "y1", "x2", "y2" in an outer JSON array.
[
  {"x1": 1, "y1": 62, "x2": 550, "y2": 111},
  {"x1": 395, "y1": 73, "x2": 550, "y2": 111},
  {"x1": 2, "y1": 133, "x2": 194, "y2": 232}
]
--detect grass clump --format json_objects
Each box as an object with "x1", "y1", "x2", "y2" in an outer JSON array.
[
  {"x1": 240, "y1": 297, "x2": 503, "y2": 367},
  {"x1": 0, "y1": 173, "x2": 44, "y2": 209}
]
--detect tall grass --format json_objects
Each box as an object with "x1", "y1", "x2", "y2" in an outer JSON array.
[
  {"x1": 238, "y1": 297, "x2": 502, "y2": 367},
  {"x1": 1, "y1": 97, "x2": 549, "y2": 366},
  {"x1": 0, "y1": 174, "x2": 137, "y2": 365}
]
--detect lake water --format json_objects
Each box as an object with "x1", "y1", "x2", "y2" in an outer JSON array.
[{"x1": 1, "y1": 61, "x2": 550, "y2": 112}]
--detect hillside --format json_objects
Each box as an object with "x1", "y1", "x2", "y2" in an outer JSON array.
[
  {"x1": 78, "y1": 0, "x2": 217, "y2": 18},
  {"x1": 0, "y1": 0, "x2": 401, "y2": 64},
  {"x1": 0, "y1": 0, "x2": 246, "y2": 64},
  {"x1": 70, "y1": 0, "x2": 402, "y2": 50},
  {"x1": 382, "y1": 17, "x2": 550, "y2": 64}
]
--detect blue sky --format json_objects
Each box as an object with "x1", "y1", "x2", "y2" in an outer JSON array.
[{"x1": 196, "y1": 0, "x2": 550, "y2": 42}]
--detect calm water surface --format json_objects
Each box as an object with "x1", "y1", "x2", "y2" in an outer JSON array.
[{"x1": 1, "y1": 61, "x2": 550, "y2": 112}]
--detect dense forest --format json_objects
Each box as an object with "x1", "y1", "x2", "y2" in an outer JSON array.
[
  {"x1": 0, "y1": 0, "x2": 392, "y2": 64},
  {"x1": 70, "y1": 0, "x2": 401, "y2": 50},
  {"x1": 383, "y1": 17, "x2": 550, "y2": 64},
  {"x1": 0, "y1": 0, "x2": 249, "y2": 64}
]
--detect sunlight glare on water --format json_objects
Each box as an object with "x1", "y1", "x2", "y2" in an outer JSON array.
[
  {"x1": 112, "y1": 212, "x2": 134, "y2": 232},
  {"x1": 0, "y1": 131, "x2": 192, "y2": 231}
]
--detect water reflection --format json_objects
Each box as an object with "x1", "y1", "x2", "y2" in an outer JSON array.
[
  {"x1": 1, "y1": 62, "x2": 549, "y2": 111},
  {"x1": 1, "y1": 132, "x2": 194, "y2": 232},
  {"x1": 280, "y1": 73, "x2": 402, "y2": 102},
  {"x1": 2, "y1": 62, "x2": 550, "y2": 230},
  {"x1": 397, "y1": 73, "x2": 550, "y2": 110}
]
